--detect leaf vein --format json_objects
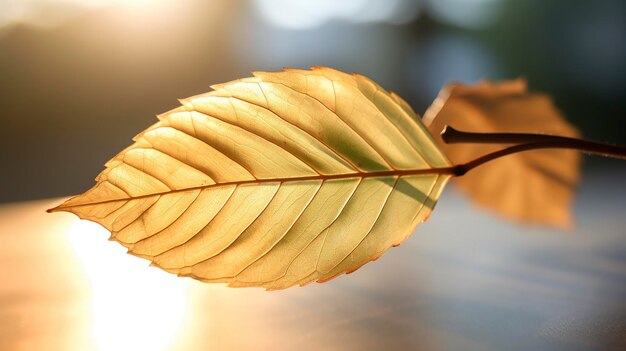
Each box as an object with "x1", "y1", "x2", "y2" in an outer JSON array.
[
  {"x1": 269, "y1": 80, "x2": 396, "y2": 170},
  {"x1": 152, "y1": 185, "x2": 238, "y2": 260},
  {"x1": 229, "y1": 89, "x2": 358, "y2": 172}
]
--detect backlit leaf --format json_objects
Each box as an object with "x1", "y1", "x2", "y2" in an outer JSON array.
[
  {"x1": 49, "y1": 67, "x2": 452, "y2": 289},
  {"x1": 423, "y1": 80, "x2": 581, "y2": 228}
]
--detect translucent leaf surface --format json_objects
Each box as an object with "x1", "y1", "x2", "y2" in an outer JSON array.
[
  {"x1": 49, "y1": 67, "x2": 452, "y2": 289},
  {"x1": 423, "y1": 80, "x2": 580, "y2": 228}
]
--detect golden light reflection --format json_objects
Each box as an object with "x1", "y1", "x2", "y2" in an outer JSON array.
[
  {"x1": 67, "y1": 219, "x2": 189, "y2": 351},
  {"x1": 3, "y1": 196, "x2": 624, "y2": 349}
]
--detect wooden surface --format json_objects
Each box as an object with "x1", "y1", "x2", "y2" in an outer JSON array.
[{"x1": 1, "y1": 171, "x2": 625, "y2": 351}]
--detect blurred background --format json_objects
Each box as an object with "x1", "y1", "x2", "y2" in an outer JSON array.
[
  {"x1": 0, "y1": 0, "x2": 624, "y2": 203},
  {"x1": 1, "y1": 2, "x2": 625, "y2": 351}
]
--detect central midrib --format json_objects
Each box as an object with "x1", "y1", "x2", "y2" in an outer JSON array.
[{"x1": 51, "y1": 166, "x2": 457, "y2": 211}]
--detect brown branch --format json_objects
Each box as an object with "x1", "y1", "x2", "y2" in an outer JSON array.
[{"x1": 442, "y1": 126, "x2": 626, "y2": 176}]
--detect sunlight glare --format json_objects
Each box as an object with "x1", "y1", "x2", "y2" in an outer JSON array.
[
  {"x1": 67, "y1": 219, "x2": 189, "y2": 351},
  {"x1": 0, "y1": 0, "x2": 165, "y2": 30}
]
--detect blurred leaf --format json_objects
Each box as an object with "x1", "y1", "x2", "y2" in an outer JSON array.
[
  {"x1": 423, "y1": 80, "x2": 581, "y2": 228},
  {"x1": 49, "y1": 67, "x2": 452, "y2": 289}
]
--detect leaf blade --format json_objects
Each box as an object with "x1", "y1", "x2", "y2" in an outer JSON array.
[
  {"x1": 424, "y1": 80, "x2": 581, "y2": 228},
  {"x1": 50, "y1": 67, "x2": 452, "y2": 289}
]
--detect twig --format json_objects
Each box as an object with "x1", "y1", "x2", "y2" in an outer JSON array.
[{"x1": 442, "y1": 126, "x2": 626, "y2": 176}]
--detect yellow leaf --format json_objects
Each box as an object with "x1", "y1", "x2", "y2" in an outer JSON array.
[
  {"x1": 49, "y1": 67, "x2": 452, "y2": 289},
  {"x1": 423, "y1": 80, "x2": 581, "y2": 228}
]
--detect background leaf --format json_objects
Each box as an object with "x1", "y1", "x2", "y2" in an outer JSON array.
[
  {"x1": 423, "y1": 80, "x2": 581, "y2": 228},
  {"x1": 49, "y1": 67, "x2": 452, "y2": 289}
]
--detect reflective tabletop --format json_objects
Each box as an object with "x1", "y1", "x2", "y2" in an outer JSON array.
[{"x1": 1, "y1": 171, "x2": 625, "y2": 351}]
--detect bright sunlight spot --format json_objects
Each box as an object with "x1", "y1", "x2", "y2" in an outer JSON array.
[
  {"x1": 67, "y1": 219, "x2": 189, "y2": 351},
  {"x1": 0, "y1": 0, "x2": 165, "y2": 30}
]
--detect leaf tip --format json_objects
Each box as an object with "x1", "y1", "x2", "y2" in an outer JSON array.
[{"x1": 46, "y1": 202, "x2": 66, "y2": 214}]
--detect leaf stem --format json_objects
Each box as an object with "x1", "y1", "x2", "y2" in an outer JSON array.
[{"x1": 443, "y1": 126, "x2": 626, "y2": 176}]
